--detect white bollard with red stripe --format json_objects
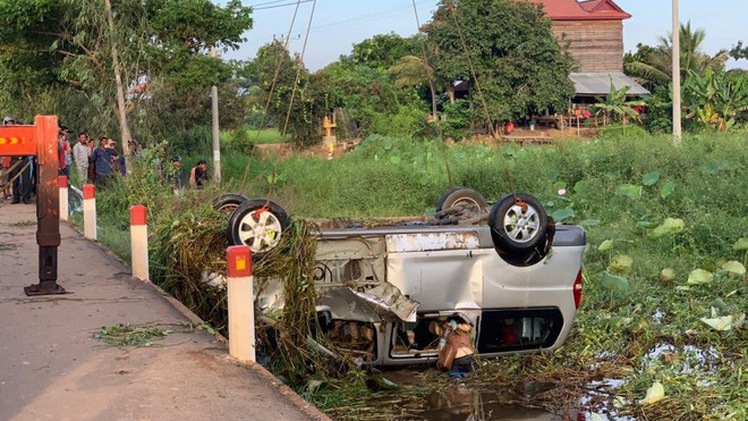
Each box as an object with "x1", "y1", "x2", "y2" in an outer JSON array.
[
  {"x1": 227, "y1": 245, "x2": 255, "y2": 363},
  {"x1": 58, "y1": 176, "x2": 69, "y2": 221},
  {"x1": 83, "y1": 184, "x2": 97, "y2": 240},
  {"x1": 130, "y1": 205, "x2": 149, "y2": 281}
]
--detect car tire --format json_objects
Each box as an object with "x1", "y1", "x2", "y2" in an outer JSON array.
[
  {"x1": 227, "y1": 198, "x2": 290, "y2": 257},
  {"x1": 488, "y1": 193, "x2": 548, "y2": 255},
  {"x1": 436, "y1": 187, "x2": 488, "y2": 213},
  {"x1": 212, "y1": 193, "x2": 249, "y2": 213}
]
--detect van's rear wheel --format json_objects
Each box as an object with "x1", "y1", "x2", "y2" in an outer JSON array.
[{"x1": 489, "y1": 193, "x2": 548, "y2": 255}]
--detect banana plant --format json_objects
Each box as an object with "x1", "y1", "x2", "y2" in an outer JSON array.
[
  {"x1": 683, "y1": 68, "x2": 748, "y2": 132},
  {"x1": 592, "y1": 82, "x2": 646, "y2": 126}
]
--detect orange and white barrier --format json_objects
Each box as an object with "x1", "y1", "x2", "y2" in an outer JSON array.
[
  {"x1": 130, "y1": 205, "x2": 149, "y2": 281},
  {"x1": 83, "y1": 184, "x2": 96, "y2": 240},
  {"x1": 227, "y1": 245, "x2": 255, "y2": 363},
  {"x1": 58, "y1": 176, "x2": 68, "y2": 221}
]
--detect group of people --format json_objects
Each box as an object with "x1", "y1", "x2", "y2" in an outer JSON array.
[
  {"x1": 1, "y1": 116, "x2": 131, "y2": 204},
  {"x1": 168, "y1": 155, "x2": 209, "y2": 194},
  {"x1": 67, "y1": 131, "x2": 128, "y2": 186},
  {"x1": 2, "y1": 115, "x2": 212, "y2": 204}
]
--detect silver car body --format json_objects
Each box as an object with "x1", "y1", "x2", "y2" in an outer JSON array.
[{"x1": 256, "y1": 223, "x2": 586, "y2": 366}]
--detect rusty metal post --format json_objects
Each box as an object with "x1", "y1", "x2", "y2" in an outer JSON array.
[{"x1": 24, "y1": 115, "x2": 65, "y2": 296}]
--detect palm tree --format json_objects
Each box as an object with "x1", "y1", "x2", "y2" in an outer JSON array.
[
  {"x1": 625, "y1": 22, "x2": 729, "y2": 90},
  {"x1": 389, "y1": 55, "x2": 440, "y2": 119}
]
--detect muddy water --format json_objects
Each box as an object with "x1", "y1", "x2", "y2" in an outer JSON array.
[
  {"x1": 418, "y1": 389, "x2": 564, "y2": 421},
  {"x1": 374, "y1": 369, "x2": 577, "y2": 421}
]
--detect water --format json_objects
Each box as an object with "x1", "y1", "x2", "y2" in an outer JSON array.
[
  {"x1": 366, "y1": 369, "x2": 634, "y2": 421},
  {"x1": 418, "y1": 388, "x2": 565, "y2": 421}
]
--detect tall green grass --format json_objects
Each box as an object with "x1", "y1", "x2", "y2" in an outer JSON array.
[
  {"x1": 214, "y1": 130, "x2": 748, "y2": 418},
  {"x1": 97, "y1": 129, "x2": 747, "y2": 419}
]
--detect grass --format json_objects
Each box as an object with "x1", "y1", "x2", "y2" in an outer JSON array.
[
  {"x1": 244, "y1": 128, "x2": 289, "y2": 144},
  {"x1": 93, "y1": 128, "x2": 747, "y2": 420}
]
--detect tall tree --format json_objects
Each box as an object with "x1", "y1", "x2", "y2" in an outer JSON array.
[
  {"x1": 730, "y1": 41, "x2": 748, "y2": 61},
  {"x1": 345, "y1": 33, "x2": 421, "y2": 71},
  {"x1": 255, "y1": 41, "x2": 327, "y2": 146},
  {"x1": 389, "y1": 55, "x2": 439, "y2": 119},
  {"x1": 0, "y1": 0, "x2": 252, "y2": 153},
  {"x1": 423, "y1": 0, "x2": 575, "y2": 131}
]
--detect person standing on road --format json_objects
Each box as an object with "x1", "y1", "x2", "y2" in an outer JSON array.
[
  {"x1": 57, "y1": 127, "x2": 71, "y2": 177},
  {"x1": 91, "y1": 137, "x2": 116, "y2": 187},
  {"x1": 72, "y1": 132, "x2": 90, "y2": 183}
]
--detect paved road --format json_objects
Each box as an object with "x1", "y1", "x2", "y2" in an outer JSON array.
[{"x1": 0, "y1": 202, "x2": 328, "y2": 421}]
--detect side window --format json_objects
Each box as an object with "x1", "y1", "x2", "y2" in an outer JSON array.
[{"x1": 477, "y1": 308, "x2": 563, "y2": 354}]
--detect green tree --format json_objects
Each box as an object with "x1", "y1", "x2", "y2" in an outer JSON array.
[
  {"x1": 729, "y1": 41, "x2": 748, "y2": 61},
  {"x1": 389, "y1": 55, "x2": 440, "y2": 119},
  {"x1": 423, "y1": 0, "x2": 575, "y2": 132},
  {"x1": 321, "y1": 62, "x2": 419, "y2": 138},
  {"x1": 0, "y1": 0, "x2": 252, "y2": 153},
  {"x1": 345, "y1": 33, "x2": 420, "y2": 70},
  {"x1": 255, "y1": 41, "x2": 327, "y2": 146}
]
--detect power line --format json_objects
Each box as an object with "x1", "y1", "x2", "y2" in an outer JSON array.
[
  {"x1": 248, "y1": 0, "x2": 289, "y2": 7},
  {"x1": 252, "y1": 0, "x2": 313, "y2": 11},
  {"x1": 310, "y1": 0, "x2": 433, "y2": 33}
]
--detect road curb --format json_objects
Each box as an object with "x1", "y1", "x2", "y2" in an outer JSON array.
[{"x1": 64, "y1": 219, "x2": 333, "y2": 421}]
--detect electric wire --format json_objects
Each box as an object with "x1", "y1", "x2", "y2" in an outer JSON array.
[
  {"x1": 445, "y1": 1, "x2": 518, "y2": 196},
  {"x1": 252, "y1": 0, "x2": 313, "y2": 11},
  {"x1": 310, "y1": 0, "x2": 432, "y2": 33},
  {"x1": 281, "y1": 0, "x2": 318, "y2": 137},
  {"x1": 241, "y1": 0, "x2": 304, "y2": 189},
  {"x1": 410, "y1": 0, "x2": 453, "y2": 186}
]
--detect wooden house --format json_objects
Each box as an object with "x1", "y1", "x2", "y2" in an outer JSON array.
[{"x1": 524, "y1": 0, "x2": 648, "y2": 99}]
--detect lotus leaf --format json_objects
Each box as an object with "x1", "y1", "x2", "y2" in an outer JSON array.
[
  {"x1": 687, "y1": 269, "x2": 714, "y2": 285},
  {"x1": 609, "y1": 254, "x2": 634, "y2": 274},
  {"x1": 733, "y1": 238, "x2": 748, "y2": 251},
  {"x1": 650, "y1": 218, "x2": 685, "y2": 238},
  {"x1": 601, "y1": 271, "x2": 630, "y2": 290},
  {"x1": 721, "y1": 261, "x2": 746, "y2": 276}
]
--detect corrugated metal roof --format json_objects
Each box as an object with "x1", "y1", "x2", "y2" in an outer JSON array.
[
  {"x1": 523, "y1": 0, "x2": 631, "y2": 21},
  {"x1": 570, "y1": 73, "x2": 650, "y2": 96}
]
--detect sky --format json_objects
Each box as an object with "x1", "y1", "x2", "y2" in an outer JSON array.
[{"x1": 222, "y1": 0, "x2": 748, "y2": 70}]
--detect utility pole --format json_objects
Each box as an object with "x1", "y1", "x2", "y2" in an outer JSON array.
[
  {"x1": 210, "y1": 47, "x2": 221, "y2": 183},
  {"x1": 672, "y1": 0, "x2": 682, "y2": 146}
]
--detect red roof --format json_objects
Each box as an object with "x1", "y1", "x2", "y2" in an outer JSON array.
[{"x1": 524, "y1": 0, "x2": 631, "y2": 21}]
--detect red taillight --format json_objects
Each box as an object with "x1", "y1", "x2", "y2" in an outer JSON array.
[{"x1": 573, "y1": 269, "x2": 583, "y2": 309}]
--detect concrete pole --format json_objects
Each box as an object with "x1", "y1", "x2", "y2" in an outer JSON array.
[
  {"x1": 58, "y1": 176, "x2": 69, "y2": 222},
  {"x1": 672, "y1": 0, "x2": 682, "y2": 146},
  {"x1": 83, "y1": 184, "x2": 97, "y2": 240},
  {"x1": 130, "y1": 205, "x2": 149, "y2": 282},
  {"x1": 227, "y1": 245, "x2": 255, "y2": 363},
  {"x1": 210, "y1": 47, "x2": 221, "y2": 184}
]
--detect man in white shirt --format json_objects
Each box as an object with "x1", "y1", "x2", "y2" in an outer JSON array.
[{"x1": 72, "y1": 132, "x2": 91, "y2": 182}]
